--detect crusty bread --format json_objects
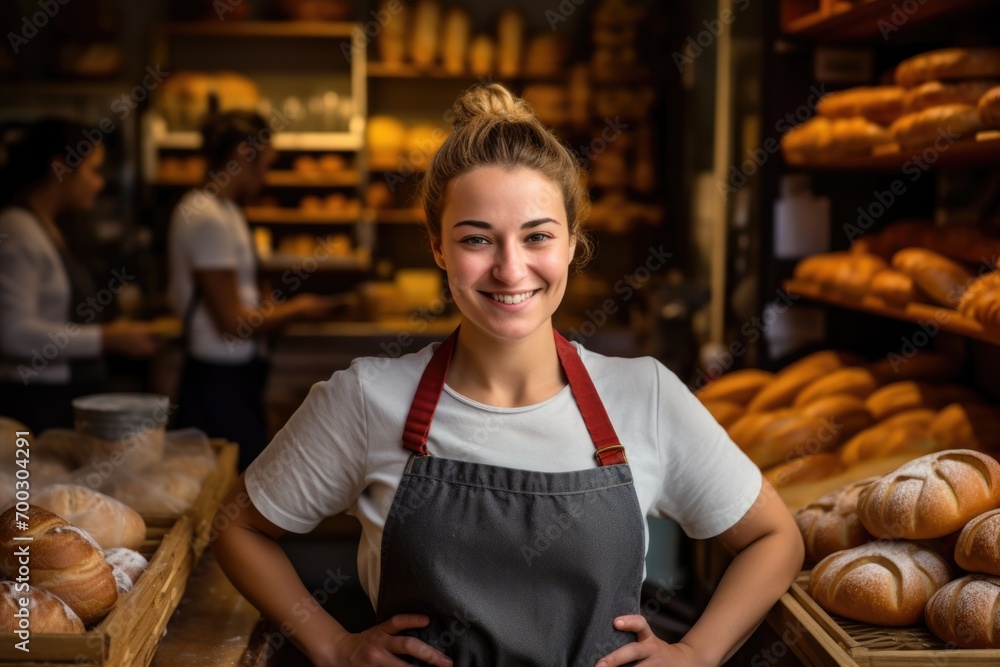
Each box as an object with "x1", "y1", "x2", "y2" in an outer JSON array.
[
  {"x1": 867, "y1": 351, "x2": 961, "y2": 385},
  {"x1": 104, "y1": 548, "x2": 148, "y2": 587},
  {"x1": 890, "y1": 104, "x2": 984, "y2": 150},
  {"x1": 857, "y1": 449, "x2": 1000, "y2": 540},
  {"x1": 701, "y1": 400, "x2": 744, "y2": 430},
  {"x1": 891, "y1": 248, "x2": 973, "y2": 308},
  {"x1": 926, "y1": 574, "x2": 1000, "y2": 648},
  {"x1": 764, "y1": 453, "x2": 843, "y2": 490},
  {"x1": 694, "y1": 368, "x2": 773, "y2": 405},
  {"x1": 795, "y1": 477, "x2": 877, "y2": 564},
  {"x1": 865, "y1": 381, "x2": 980, "y2": 421},
  {"x1": 904, "y1": 79, "x2": 998, "y2": 112},
  {"x1": 839, "y1": 409, "x2": 937, "y2": 466},
  {"x1": 781, "y1": 116, "x2": 893, "y2": 162},
  {"x1": 980, "y1": 85, "x2": 1000, "y2": 126},
  {"x1": 747, "y1": 350, "x2": 864, "y2": 413},
  {"x1": 798, "y1": 394, "x2": 874, "y2": 446},
  {"x1": 0, "y1": 580, "x2": 85, "y2": 633},
  {"x1": 31, "y1": 485, "x2": 146, "y2": 551},
  {"x1": 0, "y1": 506, "x2": 118, "y2": 626},
  {"x1": 727, "y1": 411, "x2": 789, "y2": 451},
  {"x1": 794, "y1": 367, "x2": 879, "y2": 407},
  {"x1": 809, "y1": 540, "x2": 950, "y2": 626},
  {"x1": 930, "y1": 403, "x2": 1000, "y2": 452},
  {"x1": 895, "y1": 48, "x2": 1000, "y2": 87},
  {"x1": 793, "y1": 252, "x2": 888, "y2": 300},
  {"x1": 956, "y1": 509, "x2": 1000, "y2": 575},
  {"x1": 745, "y1": 413, "x2": 828, "y2": 469},
  {"x1": 815, "y1": 86, "x2": 906, "y2": 125},
  {"x1": 869, "y1": 269, "x2": 922, "y2": 307}
]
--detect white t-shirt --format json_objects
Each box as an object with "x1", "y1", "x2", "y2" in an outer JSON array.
[
  {"x1": 246, "y1": 340, "x2": 762, "y2": 608},
  {"x1": 167, "y1": 190, "x2": 261, "y2": 363}
]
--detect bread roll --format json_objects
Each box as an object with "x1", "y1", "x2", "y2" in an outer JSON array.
[
  {"x1": 867, "y1": 351, "x2": 961, "y2": 384},
  {"x1": 850, "y1": 219, "x2": 935, "y2": 260},
  {"x1": 701, "y1": 401, "x2": 744, "y2": 430},
  {"x1": 890, "y1": 105, "x2": 985, "y2": 149},
  {"x1": 104, "y1": 548, "x2": 148, "y2": 587},
  {"x1": 694, "y1": 368, "x2": 773, "y2": 405},
  {"x1": 815, "y1": 86, "x2": 906, "y2": 125},
  {"x1": 764, "y1": 453, "x2": 843, "y2": 490},
  {"x1": 980, "y1": 85, "x2": 1000, "y2": 126},
  {"x1": 955, "y1": 509, "x2": 1000, "y2": 575},
  {"x1": 839, "y1": 408, "x2": 937, "y2": 466},
  {"x1": 895, "y1": 48, "x2": 1000, "y2": 87},
  {"x1": 857, "y1": 450, "x2": 1000, "y2": 539},
  {"x1": 0, "y1": 581, "x2": 85, "y2": 634},
  {"x1": 799, "y1": 394, "x2": 874, "y2": 445},
  {"x1": 745, "y1": 413, "x2": 829, "y2": 469},
  {"x1": 795, "y1": 477, "x2": 877, "y2": 564},
  {"x1": 869, "y1": 269, "x2": 921, "y2": 307},
  {"x1": 781, "y1": 116, "x2": 892, "y2": 162},
  {"x1": 925, "y1": 574, "x2": 1000, "y2": 648},
  {"x1": 727, "y1": 411, "x2": 789, "y2": 451},
  {"x1": 891, "y1": 248, "x2": 973, "y2": 307},
  {"x1": 32, "y1": 485, "x2": 145, "y2": 551},
  {"x1": 793, "y1": 252, "x2": 888, "y2": 300},
  {"x1": 794, "y1": 368, "x2": 879, "y2": 407},
  {"x1": 809, "y1": 540, "x2": 950, "y2": 625},
  {"x1": 930, "y1": 403, "x2": 1000, "y2": 452},
  {"x1": 0, "y1": 506, "x2": 117, "y2": 626},
  {"x1": 747, "y1": 351, "x2": 863, "y2": 413},
  {"x1": 904, "y1": 79, "x2": 997, "y2": 112},
  {"x1": 108, "y1": 468, "x2": 201, "y2": 515},
  {"x1": 865, "y1": 381, "x2": 980, "y2": 421}
]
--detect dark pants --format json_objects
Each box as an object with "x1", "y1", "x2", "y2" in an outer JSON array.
[
  {"x1": 174, "y1": 355, "x2": 269, "y2": 471},
  {"x1": 0, "y1": 381, "x2": 99, "y2": 433}
]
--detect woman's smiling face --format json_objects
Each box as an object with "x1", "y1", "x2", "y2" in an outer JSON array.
[{"x1": 433, "y1": 166, "x2": 575, "y2": 342}]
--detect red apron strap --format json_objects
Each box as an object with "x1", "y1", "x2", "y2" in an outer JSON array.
[{"x1": 402, "y1": 326, "x2": 627, "y2": 465}]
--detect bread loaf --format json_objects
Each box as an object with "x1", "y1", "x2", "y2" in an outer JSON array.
[
  {"x1": 799, "y1": 394, "x2": 874, "y2": 446},
  {"x1": 815, "y1": 86, "x2": 906, "y2": 125},
  {"x1": 865, "y1": 381, "x2": 980, "y2": 421},
  {"x1": 891, "y1": 248, "x2": 973, "y2": 307},
  {"x1": 0, "y1": 506, "x2": 117, "y2": 626},
  {"x1": 727, "y1": 411, "x2": 789, "y2": 451},
  {"x1": 980, "y1": 85, "x2": 1000, "y2": 126},
  {"x1": 904, "y1": 79, "x2": 998, "y2": 112},
  {"x1": 930, "y1": 403, "x2": 1000, "y2": 452},
  {"x1": 890, "y1": 105, "x2": 985, "y2": 149},
  {"x1": 955, "y1": 509, "x2": 1000, "y2": 575},
  {"x1": 104, "y1": 548, "x2": 148, "y2": 587},
  {"x1": 839, "y1": 408, "x2": 937, "y2": 466},
  {"x1": 31, "y1": 485, "x2": 145, "y2": 551},
  {"x1": 745, "y1": 413, "x2": 829, "y2": 469},
  {"x1": 107, "y1": 468, "x2": 201, "y2": 515},
  {"x1": 781, "y1": 117, "x2": 893, "y2": 162},
  {"x1": 695, "y1": 368, "x2": 773, "y2": 405},
  {"x1": 867, "y1": 351, "x2": 961, "y2": 384},
  {"x1": 809, "y1": 540, "x2": 950, "y2": 625},
  {"x1": 764, "y1": 453, "x2": 842, "y2": 490},
  {"x1": 895, "y1": 48, "x2": 1000, "y2": 87},
  {"x1": 747, "y1": 351, "x2": 863, "y2": 413},
  {"x1": 793, "y1": 252, "x2": 888, "y2": 300},
  {"x1": 869, "y1": 269, "x2": 922, "y2": 307},
  {"x1": 925, "y1": 574, "x2": 1000, "y2": 648},
  {"x1": 794, "y1": 368, "x2": 879, "y2": 407},
  {"x1": 857, "y1": 449, "x2": 1000, "y2": 539},
  {"x1": 701, "y1": 401, "x2": 744, "y2": 430},
  {"x1": 795, "y1": 477, "x2": 877, "y2": 564},
  {"x1": 0, "y1": 580, "x2": 85, "y2": 633}
]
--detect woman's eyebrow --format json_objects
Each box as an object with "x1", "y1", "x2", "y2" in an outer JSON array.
[{"x1": 454, "y1": 218, "x2": 561, "y2": 230}]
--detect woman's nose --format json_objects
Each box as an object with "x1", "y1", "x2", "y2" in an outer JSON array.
[{"x1": 492, "y1": 243, "x2": 528, "y2": 284}]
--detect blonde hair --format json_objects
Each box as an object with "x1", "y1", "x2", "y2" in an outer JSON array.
[{"x1": 420, "y1": 83, "x2": 593, "y2": 268}]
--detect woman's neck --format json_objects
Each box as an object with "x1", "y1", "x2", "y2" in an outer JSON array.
[
  {"x1": 21, "y1": 187, "x2": 64, "y2": 245},
  {"x1": 447, "y1": 320, "x2": 566, "y2": 408}
]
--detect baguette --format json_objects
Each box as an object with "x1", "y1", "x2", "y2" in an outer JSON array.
[
  {"x1": 838, "y1": 408, "x2": 937, "y2": 466},
  {"x1": 904, "y1": 79, "x2": 998, "y2": 112},
  {"x1": 980, "y1": 85, "x2": 1000, "y2": 126},
  {"x1": 781, "y1": 116, "x2": 893, "y2": 162},
  {"x1": 929, "y1": 403, "x2": 1000, "y2": 452},
  {"x1": 694, "y1": 368, "x2": 773, "y2": 405},
  {"x1": 747, "y1": 351, "x2": 863, "y2": 413},
  {"x1": 793, "y1": 367, "x2": 879, "y2": 407},
  {"x1": 794, "y1": 477, "x2": 878, "y2": 564},
  {"x1": 865, "y1": 381, "x2": 980, "y2": 421},
  {"x1": 891, "y1": 248, "x2": 973, "y2": 308},
  {"x1": 815, "y1": 86, "x2": 906, "y2": 125},
  {"x1": 857, "y1": 449, "x2": 1000, "y2": 540},
  {"x1": 798, "y1": 394, "x2": 874, "y2": 446},
  {"x1": 745, "y1": 413, "x2": 828, "y2": 469},
  {"x1": 866, "y1": 351, "x2": 961, "y2": 384},
  {"x1": 895, "y1": 48, "x2": 1000, "y2": 87},
  {"x1": 925, "y1": 574, "x2": 1000, "y2": 648},
  {"x1": 727, "y1": 411, "x2": 789, "y2": 451},
  {"x1": 890, "y1": 104, "x2": 984, "y2": 150},
  {"x1": 764, "y1": 453, "x2": 843, "y2": 490},
  {"x1": 809, "y1": 540, "x2": 950, "y2": 626}
]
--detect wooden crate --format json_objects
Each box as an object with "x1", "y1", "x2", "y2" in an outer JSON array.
[
  {"x1": 784, "y1": 572, "x2": 1000, "y2": 666},
  {"x1": 0, "y1": 516, "x2": 194, "y2": 666}
]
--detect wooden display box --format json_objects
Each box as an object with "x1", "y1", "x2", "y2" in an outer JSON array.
[{"x1": 0, "y1": 440, "x2": 238, "y2": 665}]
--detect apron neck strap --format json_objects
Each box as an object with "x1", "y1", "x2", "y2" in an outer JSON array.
[{"x1": 401, "y1": 326, "x2": 626, "y2": 466}]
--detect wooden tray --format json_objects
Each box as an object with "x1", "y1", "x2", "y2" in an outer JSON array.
[{"x1": 787, "y1": 572, "x2": 1000, "y2": 666}]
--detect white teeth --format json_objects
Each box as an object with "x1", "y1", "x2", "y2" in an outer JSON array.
[{"x1": 491, "y1": 290, "x2": 536, "y2": 304}]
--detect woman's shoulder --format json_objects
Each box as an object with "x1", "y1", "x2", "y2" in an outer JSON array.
[
  {"x1": 573, "y1": 340, "x2": 691, "y2": 398},
  {"x1": 0, "y1": 207, "x2": 50, "y2": 256},
  {"x1": 314, "y1": 339, "x2": 440, "y2": 403}
]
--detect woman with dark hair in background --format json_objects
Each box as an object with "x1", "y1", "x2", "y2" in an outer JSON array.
[
  {"x1": 169, "y1": 110, "x2": 339, "y2": 471},
  {"x1": 0, "y1": 117, "x2": 159, "y2": 432}
]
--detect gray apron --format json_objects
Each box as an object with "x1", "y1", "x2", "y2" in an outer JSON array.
[{"x1": 376, "y1": 326, "x2": 645, "y2": 666}]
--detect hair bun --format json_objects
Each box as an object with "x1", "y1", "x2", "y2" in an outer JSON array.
[{"x1": 452, "y1": 83, "x2": 534, "y2": 127}]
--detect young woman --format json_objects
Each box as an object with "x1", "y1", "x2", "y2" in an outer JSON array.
[
  {"x1": 213, "y1": 85, "x2": 803, "y2": 666},
  {"x1": 0, "y1": 118, "x2": 159, "y2": 432},
  {"x1": 168, "y1": 110, "x2": 340, "y2": 471}
]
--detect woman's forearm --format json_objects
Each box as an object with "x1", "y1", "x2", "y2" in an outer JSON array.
[{"x1": 678, "y1": 527, "x2": 804, "y2": 666}]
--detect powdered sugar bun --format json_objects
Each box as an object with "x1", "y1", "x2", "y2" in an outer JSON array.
[
  {"x1": 795, "y1": 477, "x2": 877, "y2": 565},
  {"x1": 956, "y1": 508, "x2": 1000, "y2": 575},
  {"x1": 925, "y1": 574, "x2": 1000, "y2": 648}
]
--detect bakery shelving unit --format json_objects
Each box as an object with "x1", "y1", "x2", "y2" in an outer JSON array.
[{"x1": 780, "y1": 0, "x2": 989, "y2": 40}]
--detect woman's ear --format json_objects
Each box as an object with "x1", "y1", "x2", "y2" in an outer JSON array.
[
  {"x1": 568, "y1": 231, "x2": 577, "y2": 265},
  {"x1": 431, "y1": 236, "x2": 446, "y2": 270}
]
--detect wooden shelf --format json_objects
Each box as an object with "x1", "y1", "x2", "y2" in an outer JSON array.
[
  {"x1": 785, "y1": 133, "x2": 1000, "y2": 171},
  {"x1": 366, "y1": 62, "x2": 567, "y2": 83},
  {"x1": 157, "y1": 21, "x2": 356, "y2": 39},
  {"x1": 259, "y1": 254, "x2": 368, "y2": 271},
  {"x1": 245, "y1": 205, "x2": 361, "y2": 224},
  {"x1": 784, "y1": 279, "x2": 1000, "y2": 346},
  {"x1": 366, "y1": 158, "x2": 427, "y2": 173},
  {"x1": 153, "y1": 131, "x2": 363, "y2": 151},
  {"x1": 154, "y1": 170, "x2": 360, "y2": 187},
  {"x1": 781, "y1": 0, "x2": 990, "y2": 40}
]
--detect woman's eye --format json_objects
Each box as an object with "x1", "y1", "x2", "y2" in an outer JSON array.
[
  {"x1": 526, "y1": 233, "x2": 550, "y2": 243},
  {"x1": 461, "y1": 236, "x2": 489, "y2": 245}
]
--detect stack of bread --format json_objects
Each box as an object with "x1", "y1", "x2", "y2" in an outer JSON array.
[
  {"x1": 781, "y1": 47, "x2": 1000, "y2": 162},
  {"x1": 696, "y1": 349, "x2": 1000, "y2": 498},
  {"x1": 793, "y1": 449, "x2": 1000, "y2": 648},
  {"x1": 0, "y1": 499, "x2": 148, "y2": 634}
]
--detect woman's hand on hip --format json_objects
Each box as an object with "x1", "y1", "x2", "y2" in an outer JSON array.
[
  {"x1": 324, "y1": 614, "x2": 453, "y2": 667},
  {"x1": 596, "y1": 615, "x2": 709, "y2": 667}
]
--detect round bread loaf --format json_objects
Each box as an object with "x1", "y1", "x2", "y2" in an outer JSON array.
[
  {"x1": 925, "y1": 574, "x2": 1000, "y2": 648},
  {"x1": 895, "y1": 48, "x2": 1000, "y2": 87},
  {"x1": 955, "y1": 508, "x2": 1000, "y2": 575},
  {"x1": 0, "y1": 581, "x2": 85, "y2": 633},
  {"x1": 980, "y1": 85, "x2": 1000, "y2": 126},
  {"x1": 890, "y1": 105, "x2": 984, "y2": 150},
  {"x1": 810, "y1": 540, "x2": 951, "y2": 626},
  {"x1": 857, "y1": 450, "x2": 1000, "y2": 540},
  {"x1": 795, "y1": 477, "x2": 877, "y2": 564},
  {"x1": 32, "y1": 484, "x2": 146, "y2": 551},
  {"x1": 0, "y1": 505, "x2": 118, "y2": 626},
  {"x1": 904, "y1": 79, "x2": 998, "y2": 112},
  {"x1": 815, "y1": 86, "x2": 906, "y2": 124},
  {"x1": 694, "y1": 368, "x2": 773, "y2": 405}
]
